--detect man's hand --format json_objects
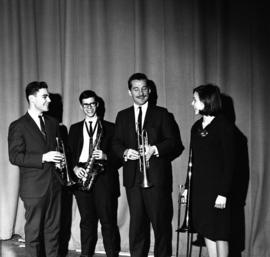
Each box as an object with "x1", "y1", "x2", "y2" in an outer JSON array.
[
  {"x1": 124, "y1": 149, "x2": 140, "y2": 160},
  {"x1": 92, "y1": 149, "x2": 107, "y2": 160},
  {"x1": 42, "y1": 151, "x2": 63, "y2": 163},
  {"x1": 74, "y1": 166, "x2": 86, "y2": 179},
  {"x1": 144, "y1": 145, "x2": 156, "y2": 161}
]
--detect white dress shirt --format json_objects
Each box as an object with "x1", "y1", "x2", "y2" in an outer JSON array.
[
  {"x1": 133, "y1": 102, "x2": 159, "y2": 157},
  {"x1": 79, "y1": 116, "x2": 98, "y2": 163},
  {"x1": 133, "y1": 102, "x2": 148, "y2": 131},
  {"x1": 28, "y1": 109, "x2": 44, "y2": 132}
]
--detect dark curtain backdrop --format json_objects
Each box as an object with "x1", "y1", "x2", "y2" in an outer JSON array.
[{"x1": 0, "y1": 0, "x2": 269, "y2": 256}]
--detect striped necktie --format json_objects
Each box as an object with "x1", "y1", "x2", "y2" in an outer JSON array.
[
  {"x1": 88, "y1": 121, "x2": 93, "y2": 153},
  {"x1": 38, "y1": 115, "x2": 46, "y2": 139}
]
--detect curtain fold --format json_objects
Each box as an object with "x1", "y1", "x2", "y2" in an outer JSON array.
[{"x1": 1, "y1": 0, "x2": 269, "y2": 256}]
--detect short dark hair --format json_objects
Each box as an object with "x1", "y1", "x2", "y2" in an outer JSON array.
[
  {"x1": 193, "y1": 84, "x2": 222, "y2": 116},
  {"x1": 128, "y1": 73, "x2": 148, "y2": 90},
  {"x1": 79, "y1": 90, "x2": 98, "y2": 104},
  {"x1": 25, "y1": 81, "x2": 48, "y2": 102}
]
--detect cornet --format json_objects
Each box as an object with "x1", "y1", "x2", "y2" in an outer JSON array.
[
  {"x1": 137, "y1": 125, "x2": 152, "y2": 188},
  {"x1": 55, "y1": 137, "x2": 76, "y2": 186}
]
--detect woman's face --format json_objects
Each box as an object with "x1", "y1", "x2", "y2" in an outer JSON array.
[{"x1": 191, "y1": 92, "x2": 205, "y2": 115}]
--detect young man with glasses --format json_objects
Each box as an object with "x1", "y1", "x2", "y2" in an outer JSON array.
[{"x1": 68, "y1": 90, "x2": 121, "y2": 257}]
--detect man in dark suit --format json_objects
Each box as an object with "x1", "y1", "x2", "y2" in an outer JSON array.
[
  {"x1": 8, "y1": 81, "x2": 64, "y2": 257},
  {"x1": 112, "y1": 73, "x2": 183, "y2": 257},
  {"x1": 68, "y1": 90, "x2": 121, "y2": 257}
]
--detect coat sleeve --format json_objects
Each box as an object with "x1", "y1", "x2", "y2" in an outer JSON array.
[
  {"x1": 102, "y1": 122, "x2": 122, "y2": 170},
  {"x1": 154, "y1": 109, "x2": 183, "y2": 158},
  {"x1": 8, "y1": 121, "x2": 43, "y2": 169},
  {"x1": 218, "y1": 119, "x2": 236, "y2": 196},
  {"x1": 112, "y1": 112, "x2": 127, "y2": 160},
  {"x1": 68, "y1": 124, "x2": 78, "y2": 169}
]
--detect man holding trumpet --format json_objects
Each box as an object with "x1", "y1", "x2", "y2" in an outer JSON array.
[
  {"x1": 113, "y1": 73, "x2": 183, "y2": 257},
  {"x1": 8, "y1": 81, "x2": 64, "y2": 257}
]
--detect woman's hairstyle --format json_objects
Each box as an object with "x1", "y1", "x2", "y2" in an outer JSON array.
[{"x1": 193, "y1": 84, "x2": 222, "y2": 116}]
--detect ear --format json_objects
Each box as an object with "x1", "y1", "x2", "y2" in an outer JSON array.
[
  {"x1": 80, "y1": 104, "x2": 83, "y2": 111},
  {"x1": 128, "y1": 90, "x2": 132, "y2": 96},
  {"x1": 28, "y1": 95, "x2": 35, "y2": 103}
]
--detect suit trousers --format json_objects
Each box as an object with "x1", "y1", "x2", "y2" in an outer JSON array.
[
  {"x1": 126, "y1": 186, "x2": 173, "y2": 257},
  {"x1": 74, "y1": 184, "x2": 120, "y2": 257},
  {"x1": 22, "y1": 181, "x2": 61, "y2": 257}
]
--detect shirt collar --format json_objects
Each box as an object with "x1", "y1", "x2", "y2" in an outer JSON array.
[
  {"x1": 85, "y1": 115, "x2": 98, "y2": 123},
  {"x1": 28, "y1": 109, "x2": 43, "y2": 119},
  {"x1": 133, "y1": 102, "x2": 148, "y2": 113}
]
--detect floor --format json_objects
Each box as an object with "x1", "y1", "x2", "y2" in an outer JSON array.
[
  {"x1": 0, "y1": 235, "x2": 104, "y2": 257},
  {"x1": 0, "y1": 235, "x2": 208, "y2": 257}
]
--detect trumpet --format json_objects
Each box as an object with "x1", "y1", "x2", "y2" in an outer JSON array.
[
  {"x1": 55, "y1": 137, "x2": 76, "y2": 186},
  {"x1": 137, "y1": 126, "x2": 152, "y2": 188},
  {"x1": 175, "y1": 146, "x2": 194, "y2": 257}
]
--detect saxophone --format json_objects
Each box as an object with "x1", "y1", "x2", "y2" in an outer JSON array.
[{"x1": 78, "y1": 120, "x2": 104, "y2": 191}]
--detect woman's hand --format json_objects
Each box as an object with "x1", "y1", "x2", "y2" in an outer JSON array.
[{"x1": 214, "y1": 195, "x2": 227, "y2": 209}]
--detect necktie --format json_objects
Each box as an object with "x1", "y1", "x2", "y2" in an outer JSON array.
[
  {"x1": 38, "y1": 115, "x2": 46, "y2": 139},
  {"x1": 137, "y1": 107, "x2": 142, "y2": 134},
  {"x1": 89, "y1": 121, "x2": 93, "y2": 153}
]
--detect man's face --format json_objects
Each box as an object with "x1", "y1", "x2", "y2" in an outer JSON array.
[
  {"x1": 81, "y1": 97, "x2": 98, "y2": 118},
  {"x1": 128, "y1": 80, "x2": 150, "y2": 106},
  {"x1": 29, "y1": 88, "x2": 51, "y2": 113}
]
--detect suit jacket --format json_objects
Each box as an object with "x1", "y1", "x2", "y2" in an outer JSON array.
[
  {"x1": 68, "y1": 119, "x2": 120, "y2": 197},
  {"x1": 8, "y1": 112, "x2": 61, "y2": 198},
  {"x1": 112, "y1": 104, "x2": 183, "y2": 190}
]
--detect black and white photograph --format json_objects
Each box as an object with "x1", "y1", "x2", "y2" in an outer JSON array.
[{"x1": 0, "y1": 1, "x2": 269, "y2": 257}]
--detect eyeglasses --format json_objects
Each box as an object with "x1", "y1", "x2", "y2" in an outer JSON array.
[{"x1": 82, "y1": 102, "x2": 97, "y2": 109}]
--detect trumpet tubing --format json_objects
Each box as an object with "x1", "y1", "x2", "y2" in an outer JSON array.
[
  {"x1": 137, "y1": 128, "x2": 152, "y2": 188},
  {"x1": 175, "y1": 146, "x2": 194, "y2": 257},
  {"x1": 56, "y1": 137, "x2": 76, "y2": 186},
  {"x1": 177, "y1": 150, "x2": 194, "y2": 233}
]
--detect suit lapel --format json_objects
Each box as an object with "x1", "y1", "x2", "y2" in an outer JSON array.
[
  {"x1": 43, "y1": 115, "x2": 54, "y2": 146},
  {"x1": 99, "y1": 120, "x2": 106, "y2": 150},
  {"x1": 127, "y1": 107, "x2": 137, "y2": 146},
  {"x1": 25, "y1": 113, "x2": 47, "y2": 143},
  {"x1": 143, "y1": 104, "x2": 154, "y2": 129},
  {"x1": 77, "y1": 121, "x2": 84, "y2": 155}
]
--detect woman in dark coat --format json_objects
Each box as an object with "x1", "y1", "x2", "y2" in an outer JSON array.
[{"x1": 185, "y1": 84, "x2": 236, "y2": 257}]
